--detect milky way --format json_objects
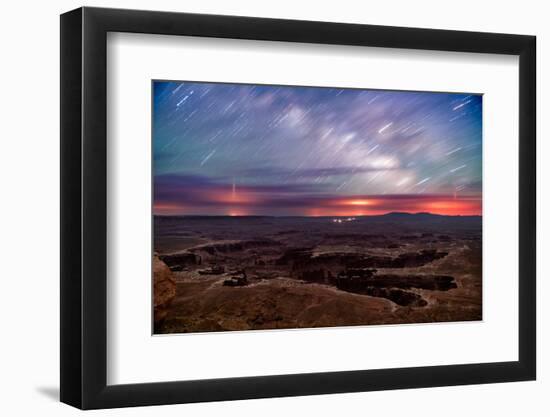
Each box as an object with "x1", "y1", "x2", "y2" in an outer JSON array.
[{"x1": 153, "y1": 80, "x2": 482, "y2": 216}]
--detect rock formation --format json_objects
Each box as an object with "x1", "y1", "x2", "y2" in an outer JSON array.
[
  {"x1": 159, "y1": 251, "x2": 201, "y2": 271},
  {"x1": 153, "y1": 255, "x2": 176, "y2": 329}
]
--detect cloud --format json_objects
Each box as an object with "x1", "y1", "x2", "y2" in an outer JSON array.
[
  {"x1": 154, "y1": 173, "x2": 481, "y2": 216},
  {"x1": 233, "y1": 165, "x2": 400, "y2": 179}
]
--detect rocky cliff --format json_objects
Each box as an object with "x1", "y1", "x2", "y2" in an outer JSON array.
[{"x1": 153, "y1": 255, "x2": 176, "y2": 329}]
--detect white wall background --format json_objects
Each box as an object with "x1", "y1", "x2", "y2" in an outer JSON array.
[{"x1": 0, "y1": 0, "x2": 545, "y2": 415}]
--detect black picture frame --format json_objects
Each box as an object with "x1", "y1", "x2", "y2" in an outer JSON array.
[{"x1": 60, "y1": 6, "x2": 536, "y2": 410}]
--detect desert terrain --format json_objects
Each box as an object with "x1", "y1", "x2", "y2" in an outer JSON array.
[{"x1": 153, "y1": 213, "x2": 482, "y2": 334}]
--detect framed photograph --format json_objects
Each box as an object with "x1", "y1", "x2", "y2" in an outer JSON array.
[{"x1": 60, "y1": 7, "x2": 536, "y2": 409}]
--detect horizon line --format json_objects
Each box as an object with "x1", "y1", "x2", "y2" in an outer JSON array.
[{"x1": 153, "y1": 211, "x2": 482, "y2": 218}]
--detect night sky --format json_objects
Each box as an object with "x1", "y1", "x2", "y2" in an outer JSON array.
[{"x1": 153, "y1": 81, "x2": 482, "y2": 216}]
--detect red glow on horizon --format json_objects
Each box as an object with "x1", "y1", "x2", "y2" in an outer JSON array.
[{"x1": 154, "y1": 193, "x2": 481, "y2": 217}]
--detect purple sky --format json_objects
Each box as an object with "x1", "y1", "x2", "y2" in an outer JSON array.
[{"x1": 153, "y1": 81, "x2": 482, "y2": 216}]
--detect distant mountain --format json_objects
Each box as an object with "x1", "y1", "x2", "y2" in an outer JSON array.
[
  {"x1": 377, "y1": 212, "x2": 480, "y2": 221},
  {"x1": 382, "y1": 212, "x2": 443, "y2": 219}
]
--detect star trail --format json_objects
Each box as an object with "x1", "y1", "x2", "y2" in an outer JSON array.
[{"x1": 153, "y1": 80, "x2": 482, "y2": 216}]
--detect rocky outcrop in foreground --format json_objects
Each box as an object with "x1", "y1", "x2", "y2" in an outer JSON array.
[{"x1": 153, "y1": 255, "x2": 176, "y2": 329}]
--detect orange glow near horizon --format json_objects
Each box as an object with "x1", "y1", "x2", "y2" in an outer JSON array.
[
  {"x1": 348, "y1": 199, "x2": 373, "y2": 206},
  {"x1": 154, "y1": 194, "x2": 481, "y2": 217}
]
